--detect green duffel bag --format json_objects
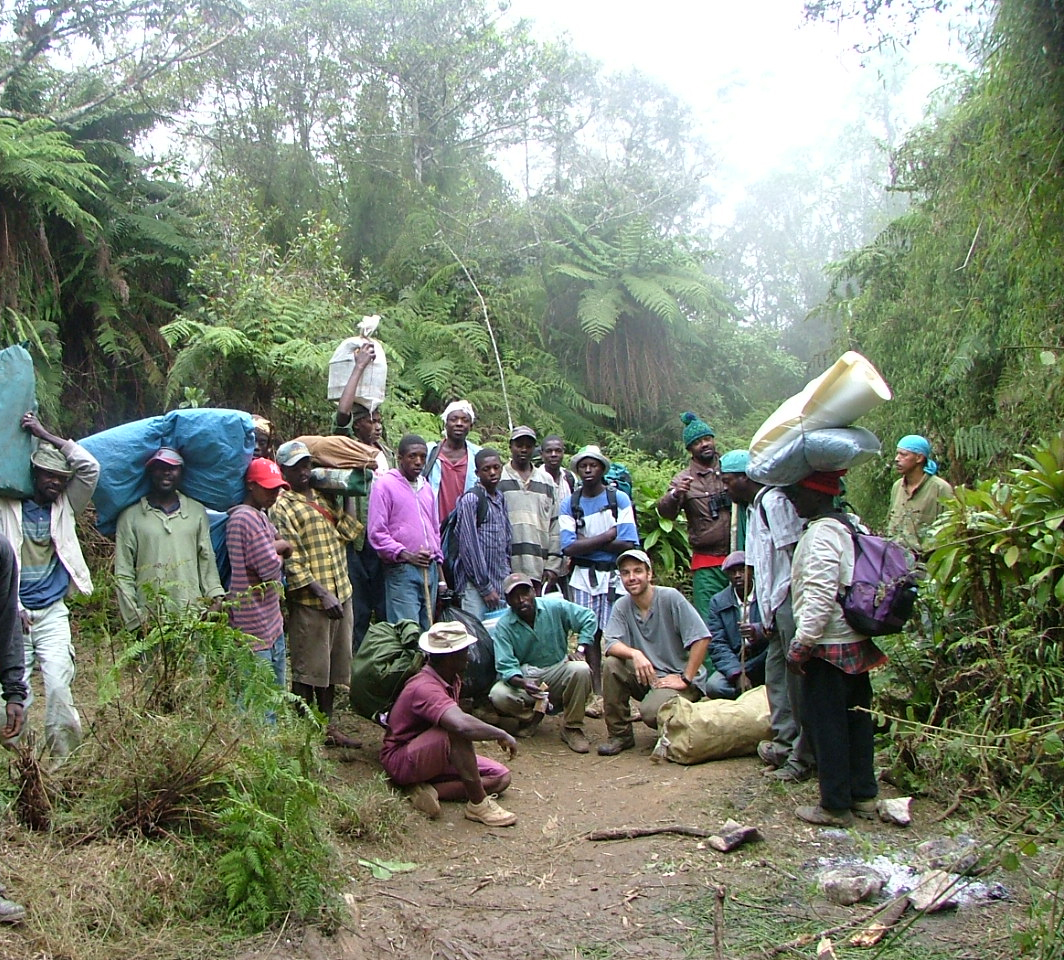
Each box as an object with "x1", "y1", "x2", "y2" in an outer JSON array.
[{"x1": 349, "y1": 619, "x2": 423, "y2": 722}]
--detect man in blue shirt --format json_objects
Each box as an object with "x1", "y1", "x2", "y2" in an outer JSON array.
[
  {"x1": 490, "y1": 573, "x2": 597, "y2": 753},
  {"x1": 559, "y1": 445, "x2": 638, "y2": 700},
  {"x1": 452, "y1": 448, "x2": 512, "y2": 618}
]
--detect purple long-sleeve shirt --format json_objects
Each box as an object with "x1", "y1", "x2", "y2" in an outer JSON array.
[{"x1": 367, "y1": 469, "x2": 442, "y2": 564}]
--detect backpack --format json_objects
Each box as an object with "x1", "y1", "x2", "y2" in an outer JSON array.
[
  {"x1": 604, "y1": 463, "x2": 633, "y2": 498},
  {"x1": 829, "y1": 513, "x2": 918, "y2": 637},
  {"x1": 440, "y1": 485, "x2": 489, "y2": 587},
  {"x1": 438, "y1": 605, "x2": 496, "y2": 703},
  {"x1": 349, "y1": 619, "x2": 424, "y2": 721}
]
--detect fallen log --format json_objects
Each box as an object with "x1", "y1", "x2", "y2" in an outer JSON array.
[{"x1": 586, "y1": 825, "x2": 714, "y2": 841}]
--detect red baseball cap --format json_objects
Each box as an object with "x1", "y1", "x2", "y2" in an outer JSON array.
[
  {"x1": 246, "y1": 457, "x2": 290, "y2": 490},
  {"x1": 147, "y1": 447, "x2": 183, "y2": 467}
]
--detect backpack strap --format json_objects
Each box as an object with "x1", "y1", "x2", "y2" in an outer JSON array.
[
  {"x1": 423, "y1": 443, "x2": 442, "y2": 482},
  {"x1": 474, "y1": 485, "x2": 489, "y2": 526}
]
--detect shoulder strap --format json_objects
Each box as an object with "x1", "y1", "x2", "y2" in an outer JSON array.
[
  {"x1": 474, "y1": 485, "x2": 489, "y2": 525},
  {"x1": 606, "y1": 486, "x2": 619, "y2": 520},
  {"x1": 423, "y1": 443, "x2": 442, "y2": 480}
]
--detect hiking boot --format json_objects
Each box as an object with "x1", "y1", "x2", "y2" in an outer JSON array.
[
  {"x1": 405, "y1": 782, "x2": 441, "y2": 819},
  {"x1": 757, "y1": 740, "x2": 788, "y2": 769},
  {"x1": 852, "y1": 799, "x2": 878, "y2": 820},
  {"x1": 515, "y1": 712, "x2": 544, "y2": 738},
  {"x1": 465, "y1": 795, "x2": 517, "y2": 827},
  {"x1": 0, "y1": 897, "x2": 25, "y2": 924},
  {"x1": 764, "y1": 763, "x2": 812, "y2": 782},
  {"x1": 796, "y1": 805, "x2": 854, "y2": 828},
  {"x1": 584, "y1": 694, "x2": 604, "y2": 719},
  {"x1": 597, "y1": 734, "x2": 636, "y2": 756},
  {"x1": 561, "y1": 727, "x2": 590, "y2": 754}
]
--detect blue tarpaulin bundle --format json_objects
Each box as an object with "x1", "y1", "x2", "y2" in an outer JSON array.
[
  {"x1": 80, "y1": 409, "x2": 256, "y2": 534},
  {"x1": 0, "y1": 344, "x2": 38, "y2": 499}
]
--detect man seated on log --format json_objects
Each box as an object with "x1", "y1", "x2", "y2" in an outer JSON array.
[
  {"x1": 380, "y1": 621, "x2": 519, "y2": 826},
  {"x1": 704, "y1": 551, "x2": 771, "y2": 699},
  {"x1": 597, "y1": 549, "x2": 710, "y2": 756},
  {"x1": 489, "y1": 572, "x2": 596, "y2": 753}
]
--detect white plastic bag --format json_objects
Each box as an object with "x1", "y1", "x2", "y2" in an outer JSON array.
[{"x1": 327, "y1": 315, "x2": 388, "y2": 409}]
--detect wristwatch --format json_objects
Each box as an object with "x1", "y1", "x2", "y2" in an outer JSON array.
[{"x1": 680, "y1": 674, "x2": 693, "y2": 687}]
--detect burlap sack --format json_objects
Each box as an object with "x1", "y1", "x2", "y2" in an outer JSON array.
[{"x1": 654, "y1": 686, "x2": 771, "y2": 765}]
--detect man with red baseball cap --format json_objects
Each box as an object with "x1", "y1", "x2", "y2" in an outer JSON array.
[
  {"x1": 226, "y1": 458, "x2": 293, "y2": 689},
  {"x1": 114, "y1": 447, "x2": 225, "y2": 631}
]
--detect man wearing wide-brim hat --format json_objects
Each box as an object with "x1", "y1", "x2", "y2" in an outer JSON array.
[
  {"x1": 0, "y1": 412, "x2": 99, "y2": 759},
  {"x1": 380, "y1": 621, "x2": 519, "y2": 826}
]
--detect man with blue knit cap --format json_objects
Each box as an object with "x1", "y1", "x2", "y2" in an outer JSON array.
[
  {"x1": 719, "y1": 449, "x2": 754, "y2": 552},
  {"x1": 886, "y1": 435, "x2": 954, "y2": 554},
  {"x1": 657, "y1": 412, "x2": 730, "y2": 622}
]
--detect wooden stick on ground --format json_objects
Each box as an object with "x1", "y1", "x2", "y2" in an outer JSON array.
[
  {"x1": 714, "y1": 884, "x2": 726, "y2": 960},
  {"x1": 587, "y1": 825, "x2": 714, "y2": 841}
]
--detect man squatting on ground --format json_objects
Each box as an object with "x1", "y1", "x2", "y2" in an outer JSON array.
[
  {"x1": 114, "y1": 446, "x2": 225, "y2": 631},
  {"x1": 560, "y1": 444, "x2": 638, "y2": 695},
  {"x1": 380, "y1": 621, "x2": 518, "y2": 827},
  {"x1": 597, "y1": 549, "x2": 711, "y2": 756},
  {"x1": 225, "y1": 458, "x2": 293, "y2": 689},
  {"x1": 784, "y1": 471, "x2": 888, "y2": 827},
  {"x1": 450, "y1": 448, "x2": 512, "y2": 617},
  {"x1": 270, "y1": 441, "x2": 362, "y2": 749},
  {"x1": 0, "y1": 534, "x2": 28, "y2": 924},
  {"x1": 367, "y1": 434, "x2": 444, "y2": 632},
  {"x1": 490, "y1": 572, "x2": 596, "y2": 753},
  {"x1": 656, "y1": 412, "x2": 731, "y2": 624},
  {"x1": 704, "y1": 551, "x2": 771, "y2": 700},
  {"x1": 0, "y1": 413, "x2": 98, "y2": 759}
]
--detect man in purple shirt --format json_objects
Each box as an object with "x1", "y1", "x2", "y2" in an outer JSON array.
[
  {"x1": 380, "y1": 621, "x2": 518, "y2": 826},
  {"x1": 368, "y1": 435, "x2": 445, "y2": 630}
]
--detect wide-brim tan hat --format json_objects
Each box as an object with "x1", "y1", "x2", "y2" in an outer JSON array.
[{"x1": 418, "y1": 621, "x2": 478, "y2": 654}]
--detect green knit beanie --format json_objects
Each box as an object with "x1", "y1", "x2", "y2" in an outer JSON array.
[{"x1": 680, "y1": 411, "x2": 714, "y2": 449}]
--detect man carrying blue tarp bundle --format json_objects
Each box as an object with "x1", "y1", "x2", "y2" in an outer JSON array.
[{"x1": 0, "y1": 413, "x2": 99, "y2": 759}]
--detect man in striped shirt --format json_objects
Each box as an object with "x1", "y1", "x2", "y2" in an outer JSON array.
[
  {"x1": 226, "y1": 458, "x2": 292, "y2": 689},
  {"x1": 497, "y1": 426, "x2": 563, "y2": 595},
  {"x1": 451, "y1": 448, "x2": 511, "y2": 618}
]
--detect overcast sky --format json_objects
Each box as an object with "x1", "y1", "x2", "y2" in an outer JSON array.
[{"x1": 504, "y1": 0, "x2": 972, "y2": 222}]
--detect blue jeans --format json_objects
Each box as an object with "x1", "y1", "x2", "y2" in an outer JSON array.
[
  {"x1": 254, "y1": 634, "x2": 287, "y2": 689},
  {"x1": 384, "y1": 563, "x2": 437, "y2": 631}
]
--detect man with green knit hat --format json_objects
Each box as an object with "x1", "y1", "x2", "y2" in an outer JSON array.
[{"x1": 657, "y1": 412, "x2": 731, "y2": 623}]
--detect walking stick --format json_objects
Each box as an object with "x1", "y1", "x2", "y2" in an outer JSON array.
[
  {"x1": 739, "y1": 567, "x2": 750, "y2": 686},
  {"x1": 422, "y1": 565, "x2": 435, "y2": 626}
]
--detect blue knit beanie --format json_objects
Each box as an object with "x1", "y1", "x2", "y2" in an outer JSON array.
[
  {"x1": 719, "y1": 449, "x2": 750, "y2": 474},
  {"x1": 681, "y1": 411, "x2": 714, "y2": 449}
]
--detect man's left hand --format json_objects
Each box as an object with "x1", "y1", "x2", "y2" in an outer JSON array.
[
  {"x1": 542, "y1": 570, "x2": 558, "y2": 591},
  {"x1": 653, "y1": 673, "x2": 688, "y2": 691},
  {"x1": 2, "y1": 702, "x2": 24, "y2": 740}
]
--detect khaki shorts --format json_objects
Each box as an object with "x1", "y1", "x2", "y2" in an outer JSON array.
[{"x1": 286, "y1": 599, "x2": 353, "y2": 688}]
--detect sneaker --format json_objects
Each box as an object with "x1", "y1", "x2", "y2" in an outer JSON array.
[
  {"x1": 465, "y1": 795, "x2": 517, "y2": 827},
  {"x1": 597, "y1": 735, "x2": 636, "y2": 756},
  {"x1": 561, "y1": 727, "x2": 591, "y2": 754},
  {"x1": 515, "y1": 713, "x2": 544, "y2": 738},
  {"x1": 796, "y1": 805, "x2": 854, "y2": 828},
  {"x1": 757, "y1": 740, "x2": 787, "y2": 768},
  {"x1": 852, "y1": 799, "x2": 878, "y2": 820},
  {"x1": 764, "y1": 763, "x2": 812, "y2": 782},
  {"x1": 0, "y1": 897, "x2": 25, "y2": 924},
  {"x1": 405, "y1": 782, "x2": 441, "y2": 819},
  {"x1": 584, "y1": 694, "x2": 604, "y2": 719}
]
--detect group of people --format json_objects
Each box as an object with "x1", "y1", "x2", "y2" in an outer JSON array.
[{"x1": 0, "y1": 344, "x2": 954, "y2": 870}]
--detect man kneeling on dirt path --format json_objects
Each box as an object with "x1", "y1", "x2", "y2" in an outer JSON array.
[
  {"x1": 490, "y1": 572, "x2": 595, "y2": 753},
  {"x1": 381, "y1": 621, "x2": 519, "y2": 826},
  {"x1": 597, "y1": 549, "x2": 711, "y2": 756}
]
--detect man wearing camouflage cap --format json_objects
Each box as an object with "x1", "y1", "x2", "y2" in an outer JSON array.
[{"x1": 0, "y1": 412, "x2": 99, "y2": 758}]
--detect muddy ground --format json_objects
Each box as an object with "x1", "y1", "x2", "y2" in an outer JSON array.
[{"x1": 237, "y1": 705, "x2": 1025, "y2": 960}]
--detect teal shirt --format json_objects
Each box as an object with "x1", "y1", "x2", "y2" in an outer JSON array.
[{"x1": 492, "y1": 598, "x2": 597, "y2": 682}]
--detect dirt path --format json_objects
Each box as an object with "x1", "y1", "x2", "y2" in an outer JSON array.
[{"x1": 242, "y1": 708, "x2": 1021, "y2": 960}]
